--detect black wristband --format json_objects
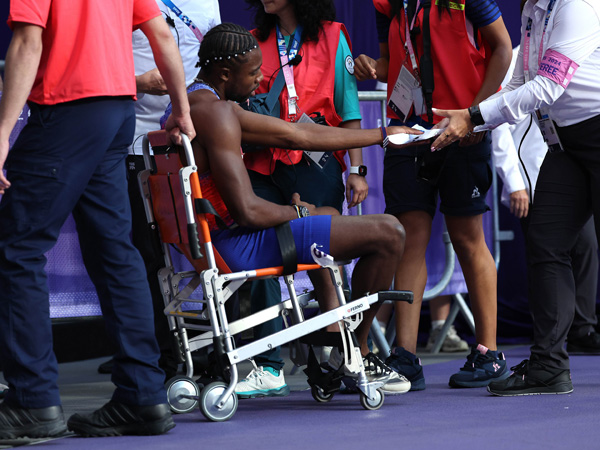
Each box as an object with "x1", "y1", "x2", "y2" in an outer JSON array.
[{"x1": 468, "y1": 105, "x2": 485, "y2": 126}]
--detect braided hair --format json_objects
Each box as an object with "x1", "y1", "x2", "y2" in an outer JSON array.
[{"x1": 198, "y1": 23, "x2": 259, "y2": 73}]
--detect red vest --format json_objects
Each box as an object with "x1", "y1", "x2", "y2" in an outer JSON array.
[
  {"x1": 374, "y1": 0, "x2": 490, "y2": 123},
  {"x1": 244, "y1": 22, "x2": 350, "y2": 175}
]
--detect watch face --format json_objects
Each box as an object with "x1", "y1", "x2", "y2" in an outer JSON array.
[
  {"x1": 299, "y1": 205, "x2": 310, "y2": 217},
  {"x1": 358, "y1": 165, "x2": 367, "y2": 177}
]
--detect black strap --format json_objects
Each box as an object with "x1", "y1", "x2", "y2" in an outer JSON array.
[
  {"x1": 419, "y1": 0, "x2": 435, "y2": 123},
  {"x1": 265, "y1": 69, "x2": 286, "y2": 114},
  {"x1": 274, "y1": 221, "x2": 298, "y2": 276},
  {"x1": 194, "y1": 198, "x2": 232, "y2": 230}
]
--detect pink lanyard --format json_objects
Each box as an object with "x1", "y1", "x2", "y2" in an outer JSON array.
[
  {"x1": 402, "y1": 0, "x2": 421, "y2": 74},
  {"x1": 276, "y1": 25, "x2": 302, "y2": 119}
]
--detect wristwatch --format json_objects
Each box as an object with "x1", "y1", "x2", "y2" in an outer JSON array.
[
  {"x1": 293, "y1": 204, "x2": 311, "y2": 218},
  {"x1": 296, "y1": 205, "x2": 310, "y2": 218},
  {"x1": 468, "y1": 105, "x2": 485, "y2": 126},
  {"x1": 349, "y1": 165, "x2": 368, "y2": 177}
]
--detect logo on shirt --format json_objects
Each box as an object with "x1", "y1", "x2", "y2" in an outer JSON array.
[
  {"x1": 471, "y1": 186, "x2": 481, "y2": 199},
  {"x1": 345, "y1": 55, "x2": 355, "y2": 75}
]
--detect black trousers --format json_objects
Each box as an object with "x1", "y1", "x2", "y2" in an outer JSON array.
[
  {"x1": 522, "y1": 215, "x2": 598, "y2": 340},
  {"x1": 527, "y1": 114, "x2": 600, "y2": 371}
]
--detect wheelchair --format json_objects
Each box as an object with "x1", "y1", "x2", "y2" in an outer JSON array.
[{"x1": 139, "y1": 131, "x2": 412, "y2": 421}]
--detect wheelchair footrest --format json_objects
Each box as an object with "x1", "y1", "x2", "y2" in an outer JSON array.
[
  {"x1": 299, "y1": 330, "x2": 345, "y2": 347},
  {"x1": 304, "y1": 347, "x2": 343, "y2": 395},
  {"x1": 378, "y1": 290, "x2": 414, "y2": 304}
]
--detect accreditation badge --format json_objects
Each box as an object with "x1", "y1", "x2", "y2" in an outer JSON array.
[
  {"x1": 534, "y1": 108, "x2": 564, "y2": 153},
  {"x1": 388, "y1": 65, "x2": 423, "y2": 122}
]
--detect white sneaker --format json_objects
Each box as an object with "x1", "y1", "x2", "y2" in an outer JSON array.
[
  {"x1": 325, "y1": 348, "x2": 411, "y2": 395},
  {"x1": 363, "y1": 352, "x2": 411, "y2": 394},
  {"x1": 426, "y1": 325, "x2": 469, "y2": 352},
  {"x1": 234, "y1": 361, "x2": 290, "y2": 399}
]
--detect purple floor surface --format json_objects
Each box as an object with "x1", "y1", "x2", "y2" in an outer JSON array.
[{"x1": 33, "y1": 346, "x2": 600, "y2": 450}]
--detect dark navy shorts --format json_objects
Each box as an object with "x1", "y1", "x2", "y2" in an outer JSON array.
[
  {"x1": 383, "y1": 119, "x2": 492, "y2": 218},
  {"x1": 248, "y1": 157, "x2": 345, "y2": 213},
  {"x1": 211, "y1": 215, "x2": 332, "y2": 272}
]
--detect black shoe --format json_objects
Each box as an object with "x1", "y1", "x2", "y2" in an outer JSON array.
[
  {"x1": 0, "y1": 403, "x2": 67, "y2": 439},
  {"x1": 67, "y1": 401, "x2": 175, "y2": 437},
  {"x1": 487, "y1": 359, "x2": 573, "y2": 396},
  {"x1": 97, "y1": 359, "x2": 114, "y2": 374},
  {"x1": 567, "y1": 332, "x2": 600, "y2": 355}
]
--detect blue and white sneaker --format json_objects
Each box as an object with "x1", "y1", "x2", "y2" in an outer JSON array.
[
  {"x1": 235, "y1": 361, "x2": 290, "y2": 399},
  {"x1": 385, "y1": 346, "x2": 426, "y2": 391},
  {"x1": 449, "y1": 344, "x2": 510, "y2": 388}
]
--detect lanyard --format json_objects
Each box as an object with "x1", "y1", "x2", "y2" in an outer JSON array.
[
  {"x1": 402, "y1": 0, "x2": 421, "y2": 74},
  {"x1": 160, "y1": 0, "x2": 204, "y2": 43},
  {"x1": 523, "y1": 0, "x2": 556, "y2": 82},
  {"x1": 276, "y1": 24, "x2": 303, "y2": 118}
]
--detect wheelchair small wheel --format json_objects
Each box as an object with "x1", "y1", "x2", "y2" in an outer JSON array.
[
  {"x1": 311, "y1": 385, "x2": 334, "y2": 403},
  {"x1": 200, "y1": 381, "x2": 238, "y2": 422},
  {"x1": 360, "y1": 388, "x2": 384, "y2": 411},
  {"x1": 165, "y1": 376, "x2": 199, "y2": 414}
]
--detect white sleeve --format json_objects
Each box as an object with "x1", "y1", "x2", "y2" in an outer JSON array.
[
  {"x1": 480, "y1": 1, "x2": 600, "y2": 127},
  {"x1": 491, "y1": 123, "x2": 526, "y2": 195}
]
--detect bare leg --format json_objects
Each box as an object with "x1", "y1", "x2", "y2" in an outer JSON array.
[
  {"x1": 392, "y1": 211, "x2": 432, "y2": 354},
  {"x1": 307, "y1": 268, "x2": 344, "y2": 332},
  {"x1": 328, "y1": 214, "x2": 406, "y2": 354},
  {"x1": 445, "y1": 214, "x2": 497, "y2": 350},
  {"x1": 430, "y1": 295, "x2": 452, "y2": 322}
]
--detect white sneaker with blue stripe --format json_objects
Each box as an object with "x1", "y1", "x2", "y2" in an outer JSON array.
[{"x1": 235, "y1": 361, "x2": 290, "y2": 398}]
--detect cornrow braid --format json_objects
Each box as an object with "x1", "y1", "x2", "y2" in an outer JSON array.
[{"x1": 197, "y1": 23, "x2": 259, "y2": 71}]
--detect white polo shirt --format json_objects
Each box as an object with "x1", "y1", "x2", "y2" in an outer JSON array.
[
  {"x1": 481, "y1": 0, "x2": 600, "y2": 128},
  {"x1": 129, "y1": 0, "x2": 220, "y2": 155}
]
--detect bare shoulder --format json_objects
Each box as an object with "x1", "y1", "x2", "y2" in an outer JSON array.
[{"x1": 189, "y1": 91, "x2": 242, "y2": 150}]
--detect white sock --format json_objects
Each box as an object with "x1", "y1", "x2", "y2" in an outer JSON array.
[{"x1": 431, "y1": 320, "x2": 445, "y2": 330}]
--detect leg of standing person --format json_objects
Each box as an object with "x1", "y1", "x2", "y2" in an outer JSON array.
[
  {"x1": 0, "y1": 98, "x2": 173, "y2": 438},
  {"x1": 566, "y1": 217, "x2": 600, "y2": 354},
  {"x1": 436, "y1": 138, "x2": 509, "y2": 388},
  {"x1": 489, "y1": 117, "x2": 600, "y2": 395},
  {"x1": 426, "y1": 295, "x2": 469, "y2": 352},
  {"x1": 67, "y1": 99, "x2": 168, "y2": 412},
  {"x1": 379, "y1": 143, "x2": 433, "y2": 392}
]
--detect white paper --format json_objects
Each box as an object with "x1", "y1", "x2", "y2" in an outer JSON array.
[{"x1": 387, "y1": 124, "x2": 444, "y2": 147}]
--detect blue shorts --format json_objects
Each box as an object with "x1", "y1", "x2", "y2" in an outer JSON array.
[
  {"x1": 383, "y1": 119, "x2": 492, "y2": 218},
  {"x1": 211, "y1": 215, "x2": 332, "y2": 272}
]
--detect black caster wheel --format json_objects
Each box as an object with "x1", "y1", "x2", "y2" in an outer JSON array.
[
  {"x1": 311, "y1": 385, "x2": 334, "y2": 403},
  {"x1": 360, "y1": 388, "x2": 384, "y2": 411},
  {"x1": 165, "y1": 376, "x2": 200, "y2": 414},
  {"x1": 200, "y1": 381, "x2": 238, "y2": 422}
]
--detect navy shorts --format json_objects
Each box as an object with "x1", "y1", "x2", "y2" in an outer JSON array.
[
  {"x1": 248, "y1": 157, "x2": 345, "y2": 213},
  {"x1": 211, "y1": 215, "x2": 332, "y2": 272},
  {"x1": 383, "y1": 120, "x2": 492, "y2": 218}
]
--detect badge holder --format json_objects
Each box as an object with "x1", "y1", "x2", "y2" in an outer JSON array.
[
  {"x1": 298, "y1": 113, "x2": 333, "y2": 170},
  {"x1": 535, "y1": 109, "x2": 564, "y2": 153}
]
